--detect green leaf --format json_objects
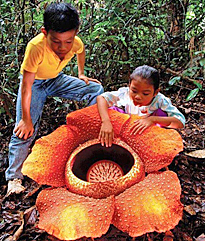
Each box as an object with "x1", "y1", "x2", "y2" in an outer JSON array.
[
  {"x1": 193, "y1": 81, "x2": 202, "y2": 89},
  {"x1": 118, "y1": 34, "x2": 127, "y2": 47},
  {"x1": 4, "y1": 87, "x2": 17, "y2": 97},
  {"x1": 193, "y1": 50, "x2": 205, "y2": 56},
  {"x1": 182, "y1": 67, "x2": 200, "y2": 77},
  {"x1": 186, "y1": 88, "x2": 199, "y2": 101},
  {"x1": 0, "y1": 107, "x2": 6, "y2": 115},
  {"x1": 53, "y1": 97, "x2": 62, "y2": 103},
  {"x1": 168, "y1": 76, "x2": 181, "y2": 85},
  {"x1": 199, "y1": 58, "x2": 205, "y2": 67},
  {"x1": 73, "y1": 65, "x2": 78, "y2": 75},
  {"x1": 84, "y1": 66, "x2": 93, "y2": 71},
  {"x1": 117, "y1": 60, "x2": 132, "y2": 64}
]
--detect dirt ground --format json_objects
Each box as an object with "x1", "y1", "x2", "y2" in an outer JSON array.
[{"x1": 0, "y1": 80, "x2": 204, "y2": 241}]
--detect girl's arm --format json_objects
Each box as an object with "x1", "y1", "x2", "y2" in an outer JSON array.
[
  {"x1": 131, "y1": 93, "x2": 185, "y2": 135},
  {"x1": 97, "y1": 95, "x2": 114, "y2": 147},
  {"x1": 131, "y1": 115, "x2": 183, "y2": 135},
  {"x1": 150, "y1": 116, "x2": 184, "y2": 128},
  {"x1": 77, "y1": 47, "x2": 101, "y2": 84},
  {"x1": 14, "y1": 70, "x2": 35, "y2": 139}
]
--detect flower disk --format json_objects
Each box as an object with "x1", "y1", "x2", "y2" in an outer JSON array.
[
  {"x1": 87, "y1": 160, "x2": 124, "y2": 183},
  {"x1": 65, "y1": 139, "x2": 145, "y2": 199}
]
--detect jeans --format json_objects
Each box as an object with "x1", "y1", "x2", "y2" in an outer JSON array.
[{"x1": 5, "y1": 73, "x2": 104, "y2": 181}]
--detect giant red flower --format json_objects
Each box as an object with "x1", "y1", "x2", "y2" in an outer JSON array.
[{"x1": 22, "y1": 105, "x2": 183, "y2": 240}]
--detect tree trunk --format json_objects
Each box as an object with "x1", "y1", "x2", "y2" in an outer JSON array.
[{"x1": 168, "y1": 0, "x2": 189, "y2": 62}]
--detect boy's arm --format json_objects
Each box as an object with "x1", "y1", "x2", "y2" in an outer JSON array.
[
  {"x1": 97, "y1": 95, "x2": 114, "y2": 147},
  {"x1": 77, "y1": 47, "x2": 101, "y2": 84},
  {"x1": 14, "y1": 70, "x2": 35, "y2": 139},
  {"x1": 131, "y1": 116, "x2": 184, "y2": 135}
]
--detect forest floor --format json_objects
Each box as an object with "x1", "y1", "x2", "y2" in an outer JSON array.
[{"x1": 0, "y1": 79, "x2": 204, "y2": 241}]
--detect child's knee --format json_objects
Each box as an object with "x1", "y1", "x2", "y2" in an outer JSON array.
[
  {"x1": 95, "y1": 83, "x2": 104, "y2": 95},
  {"x1": 99, "y1": 84, "x2": 104, "y2": 94},
  {"x1": 88, "y1": 82, "x2": 104, "y2": 95}
]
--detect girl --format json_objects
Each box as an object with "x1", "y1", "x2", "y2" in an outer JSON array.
[{"x1": 97, "y1": 65, "x2": 185, "y2": 147}]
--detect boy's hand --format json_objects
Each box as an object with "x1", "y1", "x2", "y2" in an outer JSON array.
[
  {"x1": 14, "y1": 119, "x2": 34, "y2": 140},
  {"x1": 98, "y1": 120, "x2": 114, "y2": 147},
  {"x1": 78, "y1": 74, "x2": 101, "y2": 85},
  {"x1": 131, "y1": 116, "x2": 154, "y2": 135}
]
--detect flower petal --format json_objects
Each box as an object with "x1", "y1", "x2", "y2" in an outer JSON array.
[
  {"x1": 109, "y1": 109, "x2": 130, "y2": 137},
  {"x1": 66, "y1": 104, "x2": 130, "y2": 142},
  {"x1": 22, "y1": 106, "x2": 129, "y2": 187},
  {"x1": 36, "y1": 187, "x2": 115, "y2": 240},
  {"x1": 121, "y1": 116, "x2": 183, "y2": 172},
  {"x1": 112, "y1": 171, "x2": 183, "y2": 237},
  {"x1": 22, "y1": 125, "x2": 79, "y2": 186},
  {"x1": 66, "y1": 105, "x2": 101, "y2": 143}
]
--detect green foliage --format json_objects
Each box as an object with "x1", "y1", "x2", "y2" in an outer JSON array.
[
  {"x1": 0, "y1": 0, "x2": 44, "y2": 120},
  {"x1": 186, "y1": 88, "x2": 200, "y2": 101},
  {"x1": 0, "y1": 0, "x2": 204, "y2": 121},
  {"x1": 186, "y1": 80, "x2": 203, "y2": 101},
  {"x1": 169, "y1": 76, "x2": 181, "y2": 86}
]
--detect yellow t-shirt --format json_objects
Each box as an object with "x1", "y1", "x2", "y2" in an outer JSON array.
[{"x1": 20, "y1": 33, "x2": 84, "y2": 80}]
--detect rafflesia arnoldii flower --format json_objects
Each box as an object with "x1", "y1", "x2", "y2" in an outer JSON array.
[{"x1": 22, "y1": 105, "x2": 184, "y2": 240}]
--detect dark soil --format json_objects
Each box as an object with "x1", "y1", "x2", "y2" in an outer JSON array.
[{"x1": 0, "y1": 80, "x2": 204, "y2": 241}]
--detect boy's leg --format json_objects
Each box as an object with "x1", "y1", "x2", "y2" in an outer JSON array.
[
  {"x1": 6, "y1": 122, "x2": 41, "y2": 181},
  {"x1": 6, "y1": 77, "x2": 47, "y2": 187},
  {"x1": 45, "y1": 73, "x2": 104, "y2": 105},
  {"x1": 6, "y1": 121, "x2": 40, "y2": 195}
]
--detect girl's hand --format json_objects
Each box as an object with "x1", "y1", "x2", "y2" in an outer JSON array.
[
  {"x1": 131, "y1": 116, "x2": 155, "y2": 135},
  {"x1": 98, "y1": 120, "x2": 114, "y2": 147},
  {"x1": 79, "y1": 74, "x2": 101, "y2": 85},
  {"x1": 14, "y1": 119, "x2": 34, "y2": 140}
]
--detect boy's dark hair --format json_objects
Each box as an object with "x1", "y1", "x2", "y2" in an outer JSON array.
[
  {"x1": 130, "y1": 65, "x2": 160, "y2": 91},
  {"x1": 44, "y1": 2, "x2": 80, "y2": 33}
]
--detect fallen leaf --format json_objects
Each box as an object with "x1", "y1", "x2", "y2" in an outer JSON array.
[
  {"x1": 181, "y1": 232, "x2": 193, "y2": 241},
  {"x1": 184, "y1": 107, "x2": 192, "y2": 114},
  {"x1": 24, "y1": 205, "x2": 37, "y2": 226},
  {"x1": 193, "y1": 183, "x2": 202, "y2": 194},
  {"x1": 25, "y1": 185, "x2": 42, "y2": 198},
  {"x1": 12, "y1": 211, "x2": 24, "y2": 241},
  {"x1": 147, "y1": 233, "x2": 154, "y2": 241},
  {"x1": 185, "y1": 150, "x2": 205, "y2": 159},
  {"x1": 4, "y1": 236, "x2": 14, "y2": 241},
  {"x1": 184, "y1": 205, "x2": 197, "y2": 215},
  {"x1": 4, "y1": 201, "x2": 16, "y2": 210},
  {"x1": 0, "y1": 222, "x2": 6, "y2": 230},
  {"x1": 163, "y1": 231, "x2": 174, "y2": 241},
  {"x1": 196, "y1": 233, "x2": 205, "y2": 241}
]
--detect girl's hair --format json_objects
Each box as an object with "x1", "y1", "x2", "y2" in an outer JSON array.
[
  {"x1": 44, "y1": 2, "x2": 80, "y2": 33},
  {"x1": 130, "y1": 65, "x2": 160, "y2": 91}
]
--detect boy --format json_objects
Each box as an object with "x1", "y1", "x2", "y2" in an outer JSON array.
[{"x1": 6, "y1": 2, "x2": 104, "y2": 195}]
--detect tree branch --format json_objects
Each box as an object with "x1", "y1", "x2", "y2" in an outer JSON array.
[{"x1": 158, "y1": 65, "x2": 202, "y2": 85}]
